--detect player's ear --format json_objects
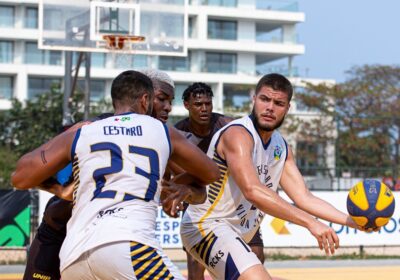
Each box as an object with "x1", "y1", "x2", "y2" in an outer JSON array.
[
  {"x1": 183, "y1": 100, "x2": 189, "y2": 110},
  {"x1": 140, "y1": 93, "x2": 152, "y2": 115}
]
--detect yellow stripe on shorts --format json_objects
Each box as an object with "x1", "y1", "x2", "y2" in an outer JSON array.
[{"x1": 130, "y1": 241, "x2": 174, "y2": 280}]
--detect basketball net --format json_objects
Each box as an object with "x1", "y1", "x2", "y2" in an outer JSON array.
[{"x1": 103, "y1": 34, "x2": 145, "y2": 69}]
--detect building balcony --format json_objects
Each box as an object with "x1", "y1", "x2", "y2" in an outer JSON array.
[
  {"x1": 190, "y1": 0, "x2": 299, "y2": 13},
  {"x1": 188, "y1": 2, "x2": 304, "y2": 24},
  {"x1": 187, "y1": 38, "x2": 304, "y2": 55}
]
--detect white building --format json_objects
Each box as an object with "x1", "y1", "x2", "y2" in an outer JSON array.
[
  {"x1": 0, "y1": 0, "x2": 307, "y2": 110},
  {"x1": 0, "y1": 0, "x2": 336, "y2": 187}
]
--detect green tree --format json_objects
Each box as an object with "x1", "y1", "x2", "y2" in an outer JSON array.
[
  {"x1": 0, "y1": 84, "x2": 112, "y2": 188},
  {"x1": 292, "y1": 65, "x2": 400, "y2": 178}
]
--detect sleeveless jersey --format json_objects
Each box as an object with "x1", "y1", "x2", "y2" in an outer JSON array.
[
  {"x1": 59, "y1": 113, "x2": 171, "y2": 271},
  {"x1": 175, "y1": 113, "x2": 230, "y2": 153},
  {"x1": 181, "y1": 114, "x2": 288, "y2": 248}
]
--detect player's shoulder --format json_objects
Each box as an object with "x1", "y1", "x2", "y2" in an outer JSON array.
[
  {"x1": 174, "y1": 117, "x2": 190, "y2": 131},
  {"x1": 271, "y1": 130, "x2": 286, "y2": 143},
  {"x1": 211, "y1": 112, "x2": 233, "y2": 128}
]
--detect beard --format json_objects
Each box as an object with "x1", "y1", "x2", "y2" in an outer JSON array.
[{"x1": 252, "y1": 108, "x2": 286, "y2": 132}]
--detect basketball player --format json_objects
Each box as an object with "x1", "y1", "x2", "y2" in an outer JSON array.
[
  {"x1": 141, "y1": 68, "x2": 175, "y2": 123},
  {"x1": 13, "y1": 70, "x2": 220, "y2": 279},
  {"x1": 174, "y1": 82, "x2": 265, "y2": 280},
  {"x1": 180, "y1": 73, "x2": 360, "y2": 280},
  {"x1": 21, "y1": 69, "x2": 178, "y2": 280}
]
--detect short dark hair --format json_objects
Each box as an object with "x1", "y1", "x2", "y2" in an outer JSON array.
[
  {"x1": 255, "y1": 73, "x2": 293, "y2": 101},
  {"x1": 111, "y1": 70, "x2": 154, "y2": 108},
  {"x1": 182, "y1": 82, "x2": 213, "y2": 102}
]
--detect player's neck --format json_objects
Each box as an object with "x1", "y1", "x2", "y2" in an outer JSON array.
[
  {"x1": 189, "y1": 120, "x2": 211, "y2": 137},
  {"x1": 114, "y1": 104, "x2": 141, "y2": 115},
  {"x1": 257, "y1": 129, "x2": 274, "y2": 145}
]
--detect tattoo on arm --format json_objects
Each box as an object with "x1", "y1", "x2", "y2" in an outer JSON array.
[{"x1": 41, "y1": 150, "x2": 47, "y2": 164}]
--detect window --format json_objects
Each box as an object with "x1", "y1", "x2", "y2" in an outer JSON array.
[
  {"x1": 77, "y1": 80, "x2": 106, "y2": 102},
  {"x1": 133, "y1": 55, "x2": 148, "y2": 69},
  {"x1": 0, "y1": 6, "x2": 14, "y2": 27},
  {"x1": 91, "y1": 53, "x2": 106, "y2": 68},
  {"x1": 188, "y1": 16, "x2": 196, "y2": 38},
  {"x1": 25, "y1": 42, "x2": 42, "y2": 64},
  {"x1": 49, "y1": 50, "x2": 62, "y2": 65},
  {"x1": 208, "y1": 19, "x2": 237, "y2": 40},
  {"x1": 223, "y1": 84, "x2": 253, "y2": 113},
  {"x1": 28, "y1": 77, "x2": 61, "y2": 99},
  {"x1": 46, "y1": 8, "x2": 63, "y2": 30},
  {"x1": 0, "y1": 41, "x2": 13, "y2": 63},
  {"x1": 205, "y1": 52, "x2": 236, "y2": 73},
  {"x1": 0, "y1": 76, "x2": 13, "y2": 99},
  {"x1": 173, "y1": 83, "x2": 191, "y2": 106},
  {"x1": 72, "y1": 52, "x2": 105, "y2": 68},
  {"x1": 25, "y1": 7, "x2": 38, "y2": 29},
  {"x1": 25, "y1": 42, "x2": 61, "y2": 65},
  {"x1": 159, "y1": 55, "x2": 190, "y2": 71},
  {"x1": 90, "y1": 80, "x2": 106, "y2": 101}
]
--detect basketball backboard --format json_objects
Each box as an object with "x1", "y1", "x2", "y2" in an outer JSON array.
[{"x1": 38, "y1": 0, "x2": 188, "y2": 56}]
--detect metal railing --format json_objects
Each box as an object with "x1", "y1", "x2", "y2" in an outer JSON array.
[{"x1": 298, "y1": 167, "x2": 398, "y2": 191}]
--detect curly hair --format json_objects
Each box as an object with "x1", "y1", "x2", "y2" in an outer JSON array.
[{"x1": 182, "y1": 82, "x2": 214, "y2": 102}]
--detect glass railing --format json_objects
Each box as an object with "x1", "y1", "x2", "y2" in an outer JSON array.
[
  {"x1": 202, "y1": 62, "x2": 237, "y2": 73},
  {"x1": 256, "y1": 0, "x2": 298, "y2": 12},
  {"x1": 0, "y1": 76, "x2": 13, "y2": 99},
  {"x1": 208, "y1": 28, "x2": 237, "y2": 40},
  {"x1": 190, "y1": 0, "x2": 237, "y2": 7},
  {"x1": 255, "y1": 64, "x2": 299, "y2": 77},
  {"x1": 256, "y1": 32, "x2": 282, "y2": 43}
]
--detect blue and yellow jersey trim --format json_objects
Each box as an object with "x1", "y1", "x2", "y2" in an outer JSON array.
[
  {"x1": 71, "y1": 154, "x2": 80, "y2": 208},
  {"x1": 130, "y1": 241, "x2": 174, "y2": 280},
  {"x1": 208, "y1": 153, "x2": 228, "y2": 204},
  {"x1": 198, "y1": 152, "x2": 229, "y2": 237},
  {"x1": 192, "y1": 231, "x2": 218, "y2": 266},
  {"x1": 70, "y1": 128, "x2": 81, "y2": 159}
]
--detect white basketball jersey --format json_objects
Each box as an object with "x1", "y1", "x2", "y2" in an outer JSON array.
[
  {"x1": 59, "y1": 113, "x2": 171, "y2": 271},
  {"x1": 181, "y1": 115, "x2": 288, "y2": 248}
]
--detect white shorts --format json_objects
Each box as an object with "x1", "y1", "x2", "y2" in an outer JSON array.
[
  {"x1": 182, "y1": 222, "x2": 261, "y2": 280},
  {"x1": 61, "y1": 241, "x2": 184, "y2": 280}
]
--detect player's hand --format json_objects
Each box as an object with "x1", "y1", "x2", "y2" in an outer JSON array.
[
  {"x1": 359, "y1": 226, "x2": 380, "y2": 232},
  {"x1": 346, "y1": 216, "x2": 380, "y2": 232},
  {"x1": 58, "y1": 182, "x2": 74, "y2": 201},
  {"x1": 37, "y1": 181, "x2": 74, "y2": 201},
  {"x1": 161, "y1": 180, "x2": 190, "y2": 218},
  {"x1": 308, "y1": 220, "x2": 339, "y2": 255}
]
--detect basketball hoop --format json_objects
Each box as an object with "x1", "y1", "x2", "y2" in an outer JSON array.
[{"x1": 103, "y1": 34, "x2": 145, "y2": 51}]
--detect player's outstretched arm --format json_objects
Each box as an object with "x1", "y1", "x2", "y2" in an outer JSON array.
[
  {"x1": 218, "y1": 126, "x2": 339, "y2": 255},
  {"x1": 11, "y1": 129, "x2": 76, "y2": 190},
  {"x1": 279, "y1": 147, "x2": 358, "y2": 229},
  {"x1": 168, "y1": 126, "x2": 219, "y2": 185}
]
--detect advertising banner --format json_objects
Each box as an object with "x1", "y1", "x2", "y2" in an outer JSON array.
[
  {"x1": 260, "y1": 192, "x2": 400, "y2": 247},
  {"x1": 38, "y1": 191, "x2": 400, "y2": 248},
  {"x1": 0, "y1": 190, "x2": 30, "y2": 247}
]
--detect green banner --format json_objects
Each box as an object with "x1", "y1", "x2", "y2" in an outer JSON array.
[{"x1": 0, "y1": 190, "x2": 31, "y2": 247}]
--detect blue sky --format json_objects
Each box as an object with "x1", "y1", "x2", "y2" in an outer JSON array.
[{"x1": 294, "y1": 0, "x2": 400, "y2": 82}]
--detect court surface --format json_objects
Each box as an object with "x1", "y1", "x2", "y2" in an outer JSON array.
[{"x1": 1, "y1": 259, "x2": 400, "y2": 280}]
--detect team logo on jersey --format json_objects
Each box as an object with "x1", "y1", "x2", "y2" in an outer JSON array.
[
  {"x1": 97, "y1": 207, "x2": 124, "y2": 218},
  {"x1": 273, "y1": 145, "x2": 283, "y2": 160},
  {"x1": 114, "y1": 116, "x2": 131, "y2": 122}
]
